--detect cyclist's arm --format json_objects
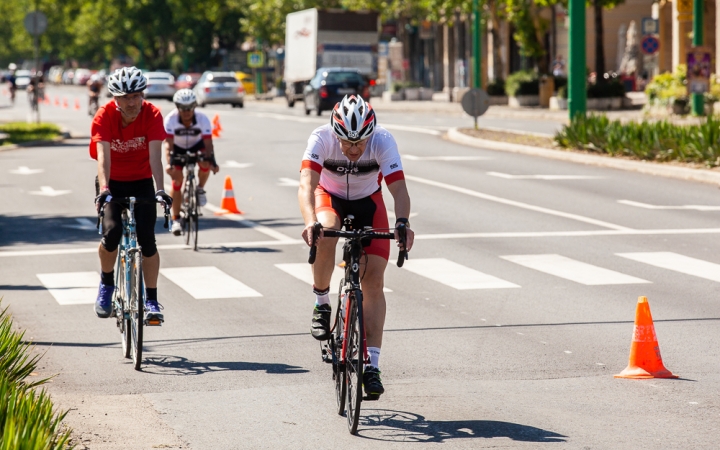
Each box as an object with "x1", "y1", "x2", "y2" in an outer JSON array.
[
  {"x1": 163, "y1": 137, "x2": 174, "y2": 166},
  {"x1": 387, "y1": 179, "x2": 414, "y2": 251},
  {"x1": 202, "y1": 137, "x2": 214, "y2": 157},
  {"x1": 148, "y1": 140, "x2": 165, "y2": 191},
  {"x1": 299, "y1": 168, "x2": 321, "y2": 246},
  {"x1": 97, "y1": 141, "x2": 111, "y2": 190}
]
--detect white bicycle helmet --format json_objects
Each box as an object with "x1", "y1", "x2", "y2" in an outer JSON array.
[
  {"x1": 107, "y1": 66, "x2": 147, "y2": 96},
  {"x1": 173, "y1": 89, "x2": 196, "y2": 107},
  {"x1": 331, "y1": 95, "x2": 376, "y2": 142}
]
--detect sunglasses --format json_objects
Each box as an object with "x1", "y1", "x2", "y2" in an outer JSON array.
[
  {"x1": 177, "y1": 105, "x2": 195, "y2": 111},
  {"x1": 339, "y1": 139, "x2": 366, "y2": 150}
]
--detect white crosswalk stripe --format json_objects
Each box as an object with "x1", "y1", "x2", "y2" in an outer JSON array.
[
  {"x1": 617, "y1": 252, "x2": 720, "y2": 282},
  {"x1": 160, "y1": 267, "x2": 262, "y2": 299},
  {"x1": 501, "y1": 254, "x2": 650, "y2": 285},
  {"x1": 275, "y1": 263, "x2": 392, "y2": 293},
  {"x1": 401, "y1": 258, "x2": 520, "y2": 290},
  {"x1": 36, "y1": 272, "x2": 98, "y2": 305}
]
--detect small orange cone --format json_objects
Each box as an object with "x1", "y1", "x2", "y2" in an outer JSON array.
[
  {"x1": 214, "y1": 176, "x2": 244, "y2": 215},
  {"x1": 74, "y1": 98, "x2": 81, "y2": 110},
  {"x1": 615, "y1": 296, "x2": 678, "y2": 379},
  {"x1": 211, "y1": 115, "x2": 222, "y2": 138},
  {"x1": 54, "y1": 96, "x2": 60, "y2": 106},
  {"x1": 62, "y1": 98, "x2": 68, "y2": 109}
]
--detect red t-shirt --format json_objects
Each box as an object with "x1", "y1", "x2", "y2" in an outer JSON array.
[{"x1": 89, "y1": 100, "x2": 166, "y2": 182}]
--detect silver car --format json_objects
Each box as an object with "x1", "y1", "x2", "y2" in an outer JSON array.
[
  {"x1": 144, "y1": 72, "x2": 176, "y2": 99},
  {"x1": 194, "y1": 71, "x2": 244, "y2": 108}
]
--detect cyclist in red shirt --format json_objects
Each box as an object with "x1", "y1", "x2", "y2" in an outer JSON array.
[{"x1": 91, "y1": 66, "x2": 172, "y2": 322}]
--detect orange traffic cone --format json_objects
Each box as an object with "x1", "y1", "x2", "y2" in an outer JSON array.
[
  {"x1": 74, "y1": 98, "x2": 81, "y2": 110},
  {"x1": 614, "y1": 296, "x2": 678, "y2": 379},
  {"x1": 62, "y1": 97, "x2": 68, "y2": 109},
  {"x1": 211, "y1": 115, "x2": 222, "y2": 138},
  {"x1": 54, "y1": 96, "x2": 60, "y2": 106},
  {"x1": 214, "y1": 176, "x2": 244, "y2": 215}
]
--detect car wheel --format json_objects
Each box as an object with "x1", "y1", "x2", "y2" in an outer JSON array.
[
  {"x1": 287, "y1": 97, "x2": 295, "y2": 108},
  {"x1": 238, "y1": 102, "x2": 244, "y2": 108},
  {"x1": 304, "y1": 101, "x2": 310, "y2": 116},
  {"x1": 315, "y1": 104, "x2": 322, "y2": 116}
]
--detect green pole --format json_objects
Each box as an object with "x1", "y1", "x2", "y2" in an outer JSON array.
[
  {"x1": 691, "y1": 0, "x2": 704, "y2": 116},
  {"x1": 472, "y1": 0, "x2": 481, "y2": 89},
  {"x1": 568, "y1": 0, "x2": 586, "y2": 119},
  {"x1": 256, "y1": 39, "x2": 263, "y2": 95}
]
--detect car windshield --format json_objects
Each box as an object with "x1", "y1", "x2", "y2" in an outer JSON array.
[
  {"x1": 148, "y1": 74, "x2": 172, "y2": 80},
  {"x1": 325, "y1": 72, "x2": 364, "y2": 84},
  {"x1": 209, "y1": 76, "x2": 236, "y2": 83}
]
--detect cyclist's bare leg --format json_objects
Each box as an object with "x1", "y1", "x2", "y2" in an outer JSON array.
[
  {"x1": 360, "y1": 254, "x2": 388, "y2": 349},
  {"x1": 143, "y1": 253, "x2": 160, "y2": 289},
  {"x1": 99, "y1": 244, "x2": 118, "y2": 273},
  {"x1": 167, "y1": 166, "x2": 183, "y2": 218},
  {"x1": 198, "y1": 161, "x2": 211, "y2": 188},
  {"x1": 311, "y1": 210, "x2": 340, "y2": 290}
]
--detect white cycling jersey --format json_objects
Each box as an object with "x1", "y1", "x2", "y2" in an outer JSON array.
[
  {"x1": 163, "y1": 109, "x2": 212, "y2": 150},
  {"x1": 301, "y1": 124, "x2": 404, "y2": 200}
]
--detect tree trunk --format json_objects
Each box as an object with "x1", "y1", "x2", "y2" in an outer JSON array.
[
  {"x1": 487, "y1": 1, "x2": 505, "y2": 81},
  {"x1": 594, "y1": 0, "x2": 606, "y2": 79}
]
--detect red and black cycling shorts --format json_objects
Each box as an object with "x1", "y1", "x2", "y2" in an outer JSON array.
[
  {"x1": 170, "y1": 141, "x2": 210, "y2": 169},
  {"x1": 315, "y1": 186, "x2": 390, "y2": 261}
]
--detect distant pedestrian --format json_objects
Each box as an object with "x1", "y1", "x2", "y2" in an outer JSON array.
[{"x1": 552, "y1": 55, "x2": 566, "y2": 77}]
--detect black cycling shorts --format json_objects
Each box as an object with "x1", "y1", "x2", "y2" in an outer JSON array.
[
  {"x1": 170, "y1": 141, "x2": 211, "y2": 168},
  {"x1": 96, "y1": 177, "x2": 158, "y2": 258}
]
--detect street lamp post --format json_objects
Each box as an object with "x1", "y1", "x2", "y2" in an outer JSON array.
[
  {"x1": 568, "y1": 0, "x2": 586, "y2": 119},
  {"x1": 472, "y1": 0, "x2": 481, "y2": 89},
  {"x1": 691, "y1": 0, "x2": 704, "y2": 116}
]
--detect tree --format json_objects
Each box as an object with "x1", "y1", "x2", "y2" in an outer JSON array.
[{"x1": 591, "y1": 0, "x2": 624, "y2": 79}]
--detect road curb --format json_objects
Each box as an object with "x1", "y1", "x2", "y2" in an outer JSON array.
[
  {"x1": 0, "y1": 130, "x2": 71, "y2": 152},
  {"x1": 446, "y1": 127, "x2": 720, "y2": 186}
]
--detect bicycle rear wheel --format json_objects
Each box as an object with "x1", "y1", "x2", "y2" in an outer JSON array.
[
  {"x1": 130, "y1": 253, "x2": 145, "y2": 370},
  {"x1": 345, "y1": 289, "x2": 364, "y2": 434},
  {"x1": 116, "y1": 254, "x2": 131, "y2": 359},
  {"x1": 333, "y1": 292, "x2": 347, "y2": 416}
]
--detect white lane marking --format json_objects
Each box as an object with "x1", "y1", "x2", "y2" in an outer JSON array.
[
  {"x1": 29, "y1": 186, "x2": 72, "y2": 196},
  {"x1": 415, "y1": 228, "x2": 720, "y2": 240},
  {"x1": 386, "y1": 210, "x2": 419, "y2": 220},
  {"x1": 278, "y1": 177, "x2": 300, "y2": 187},
  {"x1": 275, "y1": 263, "x2": 391, "y2": 293},
  {"x1": 62, "y1": 218, "x2": 96, "y2": 230},
  {"x1": 501, "y1": 254, "x2": 650, "y2": 285},
  {"x1": 224, "y1": 161, "x2": 254, "y2": 169},
  {"x1": 36, "y1": 272, "x2": 98, "y2": 305},
  {"x1": 203, "y1": 202, "x2": 297, "y2": 242},
  {"x1": 249, "y1": 112, "x2": 442, "y2": 135},
  {"x1": 401, "y1": 258, "x2": 519, "y2": 290},
  {"x1": 405, "y1": 155, "x2": 491, "y2": 161},
  {"x1": 160, "y1": 266, "x2": 262, "y2": 299},
  {"x1": 405, "y1": 175, "x2": 631, "y2": 231},
  {"x1": 10, "y1": 166, "x2": 44, "y2": 175},
  {"x1": 618, "y1": 200, "x2": 720, "y2": 211},
  {"x1": 487, "y1": 171, "x2": 604, "y2": 180},
  {"x1": 617, "y1": 252, "x2": 720, "y2": 283},
  {"x1": 382, "y1": 124, "x2": 442, "y2": 135}
]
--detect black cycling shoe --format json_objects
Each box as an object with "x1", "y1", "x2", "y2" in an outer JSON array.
[
  {"x1": 311, "y1": 304, "x2": 331, "y2": 341},
  {"x1": 363, "y1": 366, "x2": 384, "y2": 400}
]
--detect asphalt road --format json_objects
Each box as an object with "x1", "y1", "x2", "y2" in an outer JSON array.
[{"x1": 0, "y1": 86, "x2": 719, "y2": 449}]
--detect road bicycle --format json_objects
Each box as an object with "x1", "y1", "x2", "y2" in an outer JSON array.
[
  {"x1": 308, "y1": 216, "x2": 407, "y2": 434},
  {"x1": 175, "y1": 150, "x2": 203, "y2": 251},
  {"x1": 98, "y1": 196, "x2": 170, "y2": 370}
]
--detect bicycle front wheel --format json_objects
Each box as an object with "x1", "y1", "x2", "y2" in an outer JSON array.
[
  {"x1": 345, "y1": 289, "x2": 364, "y2": 434},
  {"x1": 334, "y1": 293, "x2": 347, "y2": 416},
  {"x1": 116, "y1": 254, "x2": 131, "y2": 359},
  {"x1": 130, "y1": 253, "x2": 145, "y2": 370}
]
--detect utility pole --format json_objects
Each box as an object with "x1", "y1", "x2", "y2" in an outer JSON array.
[
  {"x1": 472, "y1": 0, "x2": 481, "y2": 89},
  {"x1": 691, "y1": 0, "x2": 704, "y2": 116},
  {"x1": 568, "y1": 0, "x2": 586, "y2": 118}
]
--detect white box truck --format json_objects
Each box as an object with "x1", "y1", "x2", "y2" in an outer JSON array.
[{"x1": 284, "y1": 8, "x2": 378, "y2": 107}]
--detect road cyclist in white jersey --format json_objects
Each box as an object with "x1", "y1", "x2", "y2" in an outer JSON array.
[
  {"x1": 298, "y1": 95, "x2": 415, "y2": 398},
  {"x1": 163, "y1": 89, "x2": 220, "y2": 235}
]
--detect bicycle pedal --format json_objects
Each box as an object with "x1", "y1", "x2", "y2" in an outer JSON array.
[
  {"x1": 363, "y1": 394, "x2": 381, "y2": 401},
  {"x1": 144, "y1": 318, "x2": 163, "y2": 326}
]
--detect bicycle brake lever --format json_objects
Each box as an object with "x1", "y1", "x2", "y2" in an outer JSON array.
[
  {"x1": 396, "y1": 223, "x2": 408, "y2": 268},
  {"x1": 308, "y1": 222, "x2": 322, "y2": 264}
]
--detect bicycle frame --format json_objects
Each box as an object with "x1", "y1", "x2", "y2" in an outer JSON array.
[{"x1": 114, "y1": 198, "x2": 142, "y2": 317}]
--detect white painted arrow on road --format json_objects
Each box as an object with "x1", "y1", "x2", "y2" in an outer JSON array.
[
  {"x1": 224, "y1": 160, "x2": 254, "y2": 169},
  {"x1": 405, "y1": 155, "x2": 491, "y2": 161},
  {"x1": 63, "y1": 218, "x2": 97, "y2": 230},
  {"x1": 487, "y1": 171, "x2": 603, "y2": 180},
  {"x1": 618, "y1": 200, "x2": 720, "y2": 211},
  {"x1": 29, "y1": 186, "x2": 72, "y2": 197},
  {"x1": 278, "y1": 177, "x2": 300, "y2": 187},
  {"x1": 10, "y1": 166, "x2": 44, "y2": 175}
]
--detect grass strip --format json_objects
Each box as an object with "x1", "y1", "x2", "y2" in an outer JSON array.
[
  {"x1": 0, "y1": 302, "x2": 73, "y2": 449},
  {"x1": 0, "y1": 123, "x2": 62, "y2": 145}
]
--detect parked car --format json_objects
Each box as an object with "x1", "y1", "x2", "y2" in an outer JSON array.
[
  {"x1": 174, "y1": 73, "x2": 202, "y2": 90},
  {"x1": 74, "y1": 69, "x2": 92, "y2": 85},
  {"x1": 62, "y1": 69, "x2": 75, "y2": 85},
  {"x1": 47, "y1": 66, "x2": 64, "y2": 84},
  {"x1": 194, "y1": 71, "x2": 244, "y2": 108},
  {"x1": 303, "y1": 68, "x2": 369, "y2": 116},
  {"x1": 144, "y1": 72, "x2": 176, "y2": 99},
  {"x1": 235, "y1": 72, "x2": 255, "y2": 95},
  {"x1": 14, "y1": 70, "x2": 32, "y2": 89}
]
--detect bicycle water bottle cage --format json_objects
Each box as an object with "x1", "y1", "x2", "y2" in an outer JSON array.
[{"x1": 344, "y1": 215, "x2": 354, "y2": 231}]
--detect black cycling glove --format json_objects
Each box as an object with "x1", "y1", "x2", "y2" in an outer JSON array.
[
  {"x1": 95, "y1": 189, "x2": 111, "y2": 212},
  {"x1": 155, "y1": 189, "x2": 173, "y2": 207}
]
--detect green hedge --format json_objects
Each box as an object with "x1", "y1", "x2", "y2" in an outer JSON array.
[
  {"x1": 587, "y1": 79, "x2": 625, "y2": 98},
  {"x1": 0, "y1": 303, "x2": 73, "y2": 449},
  {"x1": 555, "y1": 114, "x2": 720, "y2": 165},
  {"x1": 0, "y1": 123, "x2": 61, "y2": 145},
  {"x1": 486, "y1": 78, "x2": 506, "y2": 96},
  {"x1": 505, "y1": 70, "x2": 539, "y2": 97}
]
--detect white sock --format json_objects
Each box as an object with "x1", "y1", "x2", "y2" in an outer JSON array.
[
  {"x1": 368, "y1": 347, "x2": 381, "y2": 369},
  {"x1": 313, "y1": 286, "x2": 330, "y2": 306}
]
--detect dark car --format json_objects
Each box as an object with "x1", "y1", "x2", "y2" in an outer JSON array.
[
  {"x1": 303, "y1": 68, "x2": 370, "y2": 116},
  {"x1": 175, "y1": 73, "x2": 201, "y2": 90}
]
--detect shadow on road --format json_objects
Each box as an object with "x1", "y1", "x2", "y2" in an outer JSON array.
[
  {"x1": 358, "y1": 410, "x2": 566, "y2": 443},
  {"x1": 0, "y1": 284, "x2": 48, "y2": 291},
  {"x1": 142, "y1": 354, "x2": 308, "y2": 376},
  {"x1": 205, "y1": 246, "x2": 281, "y2": 254}
]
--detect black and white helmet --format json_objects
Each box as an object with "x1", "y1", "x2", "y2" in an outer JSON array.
[
  {"x1": 107, "y1": 66, "x2": 147, "y2": 96},
  {"x1": 173, "y1": 89, "x2": 196, "y2": 107},
  {"x1": 331, "y1": 95, "x2": 376, "y2": 143}
]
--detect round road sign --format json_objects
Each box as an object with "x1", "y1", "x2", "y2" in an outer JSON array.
[
  {"x1": 641, "y1": 36, "x2": 660, "y2": 55},
  {"x1": 24, "y1": 11, "x2": 48, "y2": 36},
  {"x1": 461, "y1": 88, "x2": 490, "y2": 118}
]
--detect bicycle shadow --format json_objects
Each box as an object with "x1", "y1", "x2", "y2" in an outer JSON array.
[
  {"x1": 141, "y1": 354, "x2": 309, "y2": 376},
  {"x1": 357, "y1": 410, "x2": 566, "y2": 443}
]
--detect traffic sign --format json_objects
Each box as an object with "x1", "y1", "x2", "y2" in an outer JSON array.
[
  {"x1": 641, "y1": 36, "x2": 660, "y2": 55},
  {"x1": 247, "y1": 52, "x2": 264, "y2": 68},
  {"x1": 641, "y1": 18, "x2": 658, "y2": 35},
  {"x1": 23, "y1": 11, "x2": 47, "y2": 36},
  {"x1": 461, "y1": 89, "x2": 490, "y2": 128}
]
